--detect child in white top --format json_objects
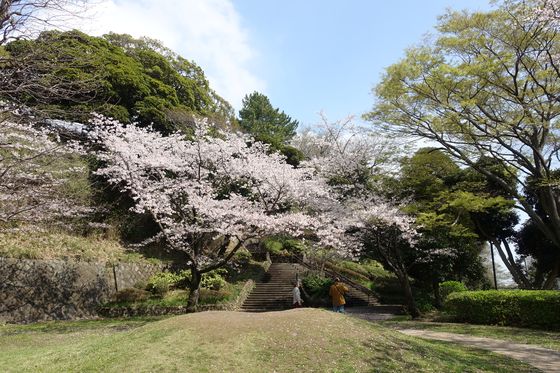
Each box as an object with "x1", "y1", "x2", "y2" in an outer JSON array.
[{"x1": 292, "y1": 281, "x2": 303, "y2": 308}]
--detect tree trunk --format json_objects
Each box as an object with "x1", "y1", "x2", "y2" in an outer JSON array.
[
  {"x1": 492, "y1": 239, "x2": 532, "y2": 289},
  {"x1": 433, "y1": 280, "x2": 442, "y2": 309},
  {"x1": 543, "y1": 260, "x2": 560, "y2": 290},
  {"x1": 187, "y1": 268, "x2": 201, "y2": 312},
  {"x1": 399, "y1": 274, "x2": 420, "y2": 318},
  {"x1": 490, "y1": 242, "x2": 498, "y2": 290}
]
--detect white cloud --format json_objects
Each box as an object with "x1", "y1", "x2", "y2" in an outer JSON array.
[{"x1": 73, "y1": 0, "x2": 265, "y2": 110}]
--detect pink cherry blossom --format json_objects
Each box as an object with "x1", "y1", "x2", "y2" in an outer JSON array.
[
  {"x1": 91, "y1": 114, "x2": 418, "y2": 308},
  {"x1": 0, "y1": 112, "x2": 90, "y2": 227},
  {"x1": 91, "y1": 115, "x2": 339, "y2": 268}
]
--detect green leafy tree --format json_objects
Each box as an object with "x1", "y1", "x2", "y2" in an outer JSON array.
[
  {"x1": 2, "y1": 30, "x2": 234, "y2": 132},
  {"x1": 394, "y1": 149, "x2": 488, "y2": 305},
  {"x1": 368, "y1": 1, "x2": 560, "y2": 288},
  {"x1": 238, "y1": 92, "x2": 299, "y2": 156}
]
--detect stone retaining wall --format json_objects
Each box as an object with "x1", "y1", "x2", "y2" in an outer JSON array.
[{"x1": 0, "y1": 257, "x2": 164, "y2": 324}]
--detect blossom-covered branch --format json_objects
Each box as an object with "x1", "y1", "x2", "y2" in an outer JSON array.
[
  {"x1": 0, "y1": 114, "x2": 90, "y2": 226},
  {"x1": 92, "y1": 114, "x2": 418, "y2": 308},
  {"x1": 292, "y1": 113, "x2": 400, "y2": 197},
  {"x1": 91, "y1": 115, "x2": 340, "y2": 308}
]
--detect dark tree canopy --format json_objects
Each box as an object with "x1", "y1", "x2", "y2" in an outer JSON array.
[
  {"x1": 1, "y1": 30, "x2": 234, "y2": 131},
  {"x1": 397, "y1": 149, "x2": 488, "y2": 290}
]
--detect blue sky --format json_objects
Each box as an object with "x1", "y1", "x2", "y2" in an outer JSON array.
[
  {"x1": 81, "y1": 0, "x2": 492, "y2": 128},
  {"x1": 234, "y1": 0, "x2": 492, "y2": 128}
]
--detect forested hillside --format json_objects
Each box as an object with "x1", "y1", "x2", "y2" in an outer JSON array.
[{"x1": 2, "y1": 30, "x2": 235, "y2": 132}]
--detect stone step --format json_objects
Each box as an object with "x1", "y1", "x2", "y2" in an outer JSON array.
[
  {"x1": 242, "y1": 302, "x2": 290, "y2": 306},
  {"x1": 248, "y1": 291, "x2": 292, "y2": 294},
  {"x1": 244, "y1": 301, "x2": 291, "y2": 304},
  {"x1": 244, "y1": 299, "x2": 291, "y2": 303},
  {"x1": 242, "y1": 301, "x2": 292, "y2": 306},
  {"x1": 256, "y1": 262, "x2": 404, "y2": 315},
  {"x1": 247, "y1": 285, "x2": 292, "y2": 288},
  {"x1": 245, "y1": 294, "x2": 292, "y2": 298},
  {"x1": 240, "y1": 263, "x2": 305, "y2": 312},
  {"x1": 244, "y1": 295, "x2": 292, "y2": 299}
]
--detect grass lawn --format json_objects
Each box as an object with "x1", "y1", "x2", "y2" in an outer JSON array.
[
  {"x1": 0, "y1": 309, "x2": 540, "y2": 372},
  {"x1": 0, "y1": 229, "x2": 156, "y2": 264},
  {"x1": 381, "y1": 319, "x2": 560, "y2": 352}
]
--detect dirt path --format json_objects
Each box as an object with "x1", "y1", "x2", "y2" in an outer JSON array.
[{"x1": 399, "y1": 329, "x2": 560, "y2": 373}]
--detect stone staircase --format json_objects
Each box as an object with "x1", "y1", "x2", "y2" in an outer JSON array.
[
  {"x1": 344, "y1": 286, "x2": 378, "y2": 307},
  {"x1": 240, "y1": 261, "x2": 405, "y2": 314},
  {"x1": 332, "y1": 281, "x2": 404, "y2": 314},
  {"x1": 240, "y1": 263, "x2": 304, "y2": 312}
]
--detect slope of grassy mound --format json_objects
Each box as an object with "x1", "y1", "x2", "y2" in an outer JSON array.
[{"x1": 0, "y1": 309, "x2": 537, "y2": 372}]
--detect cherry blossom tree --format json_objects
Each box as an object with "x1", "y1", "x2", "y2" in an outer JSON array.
[
  {"x1": 292, "y1": 113, "x2": 401, "y2": 197},
  {"x1": 92, "y1": 115, "x2": 339, "y2": 309},
  {"x1": 92, "y1": 114, "x2": 419, "y2": 310},
  {"x1": 292, "y1": 114, "x2": 424, "y2": 315},
  {"x1": 535, "y1": 0, "x2": 560, "y2": 26},
  {"x1": 533, "y1": 0, "x2": 560, "y2": 69},
  {"x1": 0, "y1": 111, "x2": 90, "y2": 228}
]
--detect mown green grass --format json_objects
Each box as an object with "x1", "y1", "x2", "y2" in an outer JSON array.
[
  {"x1": 0, "y1": 309, "x2": 540, "y2": 372},
  {"x1": 0, "y1": 317, "x2": 166, "y2": 336},
  {"x1": 382, "y1": 320, "x2": 560, "y2": 352}
]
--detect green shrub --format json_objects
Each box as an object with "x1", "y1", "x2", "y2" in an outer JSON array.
[
  {"x1": 302, "y1": 274, "x2": 333, "y2": 298},
  {"x1": 114, "y1": 288, "x2": 150, "y2": 303},
  {"x1": 147, "y1": 271, "x2": 182, "y2": 297},
  {"x1": 282, "y1": 239, "x2": 306, "y2": 254},
  {"x1": 173, "y1": 269, "x2": 192, "y2": 288},
  {"x1": 201, "y1": 269, "x2": 227, "y2": 290},
  {"x1": 445, "y1": 290, "x2": 560, "y2": 329},
  {"x1": 147, "y1": 268, "x2": 231, "y2": 296},
  {"x1": 327, "y1": 262, "x2": 369, "y2": 283},
  {"x1": 262, "y1": 236, "x2": 306, "y2": 257},
  {"x1": 414, "y1": 291, "x2": 436, "y2": 313},
  {"x1": 337, "y1": 260, "x2": 387, "y2": 278},
  {"x1": 439, "y1": 281, "x2": 468, "y2": 300},
  {"x1": 263, "y1": 237, "x2": 284, "y2": 255},
  {"x1": 232, "y1": 249, "x2": 252, "y2": 266}
]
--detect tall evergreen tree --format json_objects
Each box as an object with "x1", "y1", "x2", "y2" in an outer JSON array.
[{"x1": 238, "y1": 92, "x2": 298, "y2": 147}]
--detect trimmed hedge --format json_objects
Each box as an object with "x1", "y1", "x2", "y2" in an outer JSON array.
[{"x1": 445, "y1": 290, "x2": 560, "y2": 329}]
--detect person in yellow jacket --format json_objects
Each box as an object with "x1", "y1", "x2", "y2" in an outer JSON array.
[{"x1": 329, "y1": 277, "x2": 349, "y2": 313}]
